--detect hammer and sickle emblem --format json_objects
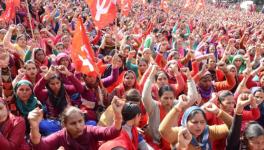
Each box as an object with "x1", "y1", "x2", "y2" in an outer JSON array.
[
  {"x1": 78, "y1": 45, "x2": 95, "y2": 71},
  {"x1": 95, "y1": 0, "x2": 114, "y2": 21}
]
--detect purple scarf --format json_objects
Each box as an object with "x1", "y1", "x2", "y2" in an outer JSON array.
[{"x1": 197, "y1": 85, "x2": 215, "y2": 100}]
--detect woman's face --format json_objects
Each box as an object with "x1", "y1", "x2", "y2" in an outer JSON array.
[
  {"x1": 156, "y1": 73, "x2": 168, "y2": 87},
  {"x1": 187, "y1": 112, "x2": 207, "y2": 138},
  {"x1": 60, "y1": 57, "x2": 70, "y2": 67},
  {"x1": 209, "y1": 45, "x2": 215, "y2": 53},
  {"x1": 56, "y1": 45, "x2": 64, "y2": 51},
  {"x1": 199, "y1": 76, "x2": 212, "y2": 90},
  {"x1": 48, "y1": 78, "x2": 61, "y2": 95},
  {"x1": 220, "y1": 95, "x2": 235, "y2": 114},
  {"x1": 143, "y1": 49, "x2": 152, "y2": 60},
  {"x1": 84, "y1": 75, "x2": 97, "y2": 85},
  {"x1": 124, "y1": 72, "x2": 135, "y2": 88},
  {"x1": 254, "y1": 91, "x2": 264, "y2": 105},
  {"x1": 234, "y1": 58, "x2": 242, "y2": 68},
  {"x1": 160, "y1": 91, "x2": 174, "y2": 108},
  {"x1": 229, "y1": 67, "x2": 237, "y2": 77},
  {"x1": 16, "y1": 85, "x2": 32, "y2": 102},
  {"x1": 138, "y1": 61, "x2": 148, "y2": 74},
  {"x1": 62, "y1": 36, "x2": 71, "y2": 47},
  {"x1": 17, "y1": 36, "x2": 27, "y2": 47},
  {"x1": 113, "y1": 56, "x2": 123, "y2": 68},
  {"x1": 25, "y1": 63, "x2": 38, "y2": 78},
  {"x1": 248, "y1": 135, "x2": 264, "y2": 150},
  {"x1": 0, "y1": 103, "x2": 8, "y2": 123},
  {"x1": 65, "y1": 112, "x2": 85, "y2": 139},
  {"x1": 35, "y1": 50, "x2": 45, "y2": 62},
  {"x1": 133, "y1": 114, "x2": 141, "y2": 127},
  {"x1": 208, "y1": 59, "x2": 216, "y2": 70}
]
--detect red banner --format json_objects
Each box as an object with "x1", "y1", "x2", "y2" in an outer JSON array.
[
  {"x1": 86, "y1": 0, "x2": 117, "y2": 29},
  {"x1": 71, "y1": 18, "x2": 98, "y2": 77}
]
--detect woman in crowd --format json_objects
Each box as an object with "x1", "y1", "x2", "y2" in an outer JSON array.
[
  {"x1": 195, "y1": 62, "x2": 236, "y2": 103},
  {"x1": 99, "y1": 102, "x2": 153, "y2": 150},
  {"x1": 24, "y1": 48, "x2": 52, "y2": 68},
  {"x1": 33, "y1": 65, "x2": 83, "y2": 135},
  {"x1": 12, "y1": 60, "x2": 42, "y2": 88},
  {"x1": 158, "y1": 93, "x2": 245, "y2": 149},
  {"x1": 0, "y1": 97, "x2": 30, "y2": 150},
  {"x1": 28, "y1": 97, "x2": 124, "y2": 150},
  {"x1": 142, "y1": 65, "x2": 199, "y2": 149},
  {"x1": 226, "y1": 94, "x2": 264, "y2": 150}
]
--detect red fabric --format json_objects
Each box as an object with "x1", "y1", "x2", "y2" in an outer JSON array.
[
  {"x1": 158, "y1": 103, "x2": 171, "y2": 150},
  {"x1": 0, "y1": 0, "x2": 20, "y2": 22},
  {"x1": 22, "y1": 73, "x2": 42, "y2": 87},
  {"x1": 99, "y1": 128, "x2": 138, "y2": 150},
  {"x1": 0, "y1": 113, "x2": 30, "y2": 150},
  {"x1": 217, "y1": 69, "x2": 257, "y2": 88},
  {"x1": 106, "y1": 71, "x2": 126, "y2": 93},
  {"x1": 135, "y1": 22, "x2": 154, "y2": 44},
  {"x1": 71, "y1": 18, "x2": 98, "y2": 77},
  {"x1": 206, "y1": 107, "x2": 260, "y2": 150},
  {"x1": 109, "y1": 70, "x2": 142, "y2": 95},
  {"x1": 87, "y1": 0, "x2": 117, "y2": 29}
]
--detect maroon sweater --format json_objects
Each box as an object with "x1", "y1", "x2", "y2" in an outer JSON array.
[
  {"x1": 0, "y1": 114, "x2": 30, "y2": 150},
  {"x1": 32, "y1": 125, "x2": 121, "y2": 150},
  {"x1": 34, "y1": 75, "x2": 84, "y2": 117}
]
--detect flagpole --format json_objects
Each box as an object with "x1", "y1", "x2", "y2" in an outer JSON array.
[
  {"x1": 115, "y1": 17, "x2": 118, "y2": 51},
  {"x1": 25, "y1": 0, "x2": 35, "y2": 39}
]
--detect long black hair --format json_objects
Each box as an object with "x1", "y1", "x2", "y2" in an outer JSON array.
[{"x1": 46, "y1": 75, "x2": 68, "y2": 114}]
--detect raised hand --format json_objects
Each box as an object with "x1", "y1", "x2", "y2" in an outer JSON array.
[
  {"x1": 17, "y1": 68, "x2": 26, "y2": 78},
  {"x1": 217, "y1": 61, "x2": 228, "y2": 73},
  {"x1": 203, "y1": 102, "x2": 220, "y2": 115},
  {"x1": 44, "y1": 65, "x2": 57, "y2": 80},
  {"x1": 28, "y1": 108, "x2": 43, "y2": 128},
  {"x1": 111, "y1": 96, "x2": 125, "y2": 119},
  {"x1": 9, "y1": 24, "x2": 16, "y2": 31},
  {"x1": 236, "y1": 93, "x2": 251, "y2": 114},
  {"x1": 177, "y1": 127, "x2": 192, "y2": 149},
  {"x1": 128, "y1": 50, "x2": 136, "y2": 59},
  {"x1": 57, "y1": 65, "x2": 72, "y2": 76},
  {"x1": 175, "y1": 94, "x2": 190, "y2": 112},
  {"x1": 181, "y1": 67, "x2": 191, "y2": 79}
]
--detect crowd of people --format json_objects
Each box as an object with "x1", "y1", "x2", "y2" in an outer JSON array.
[{"x1": 1, "y1": 0, "x2": 264, "y2": 149}]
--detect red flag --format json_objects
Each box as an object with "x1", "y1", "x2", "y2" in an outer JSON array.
[
  {"x1": 0, "y1": 0, "x2": 19, "y2": 22},
  {"x1": 71, "y1": 18, "x2": 98, "y2": 77},
  {"x1": 160, "y1": 0, "x2": 169, "y2": 13},
  {"x1": 120, "y1": 0, "x2": 132, "y2": 16},
  {"x1": 86, "y1": 0, "x2": 117, "y2": 29}
]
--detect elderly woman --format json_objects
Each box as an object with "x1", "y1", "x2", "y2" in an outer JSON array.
[
  {"x1": 9, "y1": 80, "x2": 42, "y2": 118},
  {"x1": 28, "y1": 97, "x2": 124, "y2": 150},
  {"x1": 0, "y1": 97, "x2": 30, "y2": 150}
]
